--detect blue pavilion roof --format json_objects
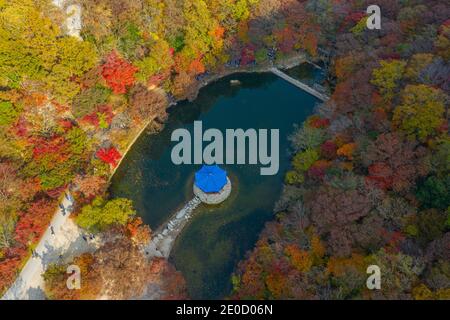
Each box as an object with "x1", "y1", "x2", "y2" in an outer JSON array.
[{"x1": 194, "y1": 165, "x2": 227, "y2": 193}]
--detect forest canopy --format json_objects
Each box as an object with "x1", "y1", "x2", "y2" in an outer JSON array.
[{"x1": 0, "y1": 0, "x2": 448, "y2": 300}]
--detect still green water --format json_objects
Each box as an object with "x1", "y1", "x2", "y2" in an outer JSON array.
[{"x1": 110, "y1": 65, "x2": 319, "y2": 299}]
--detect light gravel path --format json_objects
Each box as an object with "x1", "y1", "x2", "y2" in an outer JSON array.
[{"x1": 2, "y1": 193, "x2": 100, "y2": 300}]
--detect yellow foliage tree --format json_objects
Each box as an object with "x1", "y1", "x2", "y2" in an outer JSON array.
[
  {"x1": 371, "y1": 60, "x2": 406, "y2": 100},
  {"x1": 311, "y1": 234, "x2": 326, "y2": 264},
  {"x1": 284, "y1": 244, "x2": 313, "y2": 273},
  {"x1": 0, "y1": 0, "x2": 97, "y2": 102},
  {"x1": 326, "y1": 254, "x2": 366, "y2": 277},
  {"x1": 265, "y1": 271, "x2": 287, "y2": 299},
  {"x1": 393, "y1": 84, "x2": 446, "y2": 142}
]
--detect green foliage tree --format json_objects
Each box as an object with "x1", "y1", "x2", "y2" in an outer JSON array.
[
  {"x1": 446, "y1": 207, "x2": 450, "y2": 229},
  {"x1": 232, "y1": 0, "x2": 256, "y2": 20},
  {"x1": 66, "y1": 127, "x2": 91, "y2": 156},
  {"x1": 0, "y1": 130, "x2": 25, "y2": 162},
  {"x1": 415, "y1": 209, "x2": 447, "y2": 245},
  {"x1": 367, "y1": 249, "x2": 424, "y2": 298},
  {"x1": 0, "y1": 100, "x2": 19, "y2": 126},
  {"x1": 76, "y1": 197, "x2": 136, "y2": 232},
  {"x1": 350, "y1": 17, "x2": 368, "y2": 35},
  {"x1": 254, "y1": 48, "x2": 268, "y2": 64},
  {"x1": 416, "y1": 175, "x2": 450, "y2": 210},
  {"x1": 169, "y1": 34, "x2": 186, "y2": 53},
  {"x1": 289, "y1": 124, "x2": 327, "y2": 152},
  {"x1": 135, "y1": 40, "x2": 174, "y2": 83},
  {"x1": 430, "y1": 137, "x2": 450, "y2": 176},
  {"x1": 0, "y1": 212, "x2": 16, "y2": 249},
  {"x1": 117, "y1": 22, "x2": 144, "y2": 59},
  {"x1": 72, "y1": 86, "x2": 111, "y2": 119}
]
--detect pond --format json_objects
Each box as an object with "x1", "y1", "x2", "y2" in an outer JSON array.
[{"x1": 109, "y1": 64, "x2": 320, "y2": 299}]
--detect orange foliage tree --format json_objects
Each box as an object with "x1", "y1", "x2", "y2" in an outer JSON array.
[
  {"x1": 284, "y1": 244, "x2": 312, "y2": 273},
  {"x1": 337, "y1": 142, "x2": 356, "y2": 160}
]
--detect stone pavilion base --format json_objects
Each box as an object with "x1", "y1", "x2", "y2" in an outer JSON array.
[{"x1": 193, "y1": 177, "x2": 232, "y2": 205}]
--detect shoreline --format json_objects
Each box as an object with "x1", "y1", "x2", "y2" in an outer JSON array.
[
  {"x1": 111, "y1": 53, "x2": 319, "y2": 260},
  {"x1": 108, "y1": 117, "x2": 155, "y2": 183},
  {"x1": 2, "y1": 52, "x2": 320, "y2": 299},
  {"x1": 107, "y1": 53, "x2": 311, "y2": 185}
]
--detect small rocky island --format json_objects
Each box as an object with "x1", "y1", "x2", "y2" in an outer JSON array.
[{"x1": 193, "y1": 165, "x2": 231, "y2": 205}]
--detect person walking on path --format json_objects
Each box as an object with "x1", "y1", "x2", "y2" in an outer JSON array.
[
  {"x1": 59, "y1": 203, "x2": 66, "y2": 216},
  {"x1": 67, "y1": 193, "x2": 74, "y2": 203},
  {"x1": 31, "y1": 250, "x2": 40, "y2": 259},
  {"x1": 2, "y1": 189, "x2": 78, "y2": 300}
]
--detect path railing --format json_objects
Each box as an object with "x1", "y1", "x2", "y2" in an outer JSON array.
[{"x1": 270, "y1": 68, "x2": 330, "y2": 101}]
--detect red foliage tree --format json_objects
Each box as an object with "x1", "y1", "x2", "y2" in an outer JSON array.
[
  {"x1": 320, "y1": 140, "x2": 338, "y2": 159},
  {"x1": 308, "y1": 186, "x2": 373, "y2": 256},
  {"x1": 32, "y1": 136, "x2": 68, "y2": 159},
  {"x1": 46, "y1": 185, "x2": 66, "y2": 199},
  {"x1": 0, "y1": 246, "x2": 27, "y2": 293},
  {"x1": 339, "y1": 11, "x2": 366, "y2": 32},
  {"x1": 11, "y1": 117, "x2": 29, "y2": 137},
  {"x1": 308, "y1": 160, "x2": 331, "y2": 180},
  {"x1": 331, "y1": 69, "x2": 374, "y2": 114},
  {"x1": 302, "y1": 32, "x2": 319, "y2": 57},
  {"x1": 101, "y1": 51, "x2": 138, "y2": 94},
  {"x1": 365, "y1": 133, "x2": 429, "y2": 192},
  {"x1": 81, "y1": 113, "x2": 100, "y2": 127},
  {"x1": 58, "y1": 119, "x2": 74, "y2": 130},
  {"x1": 308, "y1": 116, "x2": 330, "y2": 129},
  {"x1": 96, "y1": 147, "x2": 122, "y2": 167},
  {"x1": 275, "y1": 27, "x2": 297, "y2": 53},
  {"x1": 81, "y1": 105, "x2": 114, "y2": 128},
  {"x1": 241, "y1": 45, "x2": 255, "y2": 66},
  {"x1": 14, "y1": 199, "x2": 56, "y2": 246}
]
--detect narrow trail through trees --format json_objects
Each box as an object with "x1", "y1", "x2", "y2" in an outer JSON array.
[{"x1": 2, "y1": 193, "x2": 100, "y2": 300}]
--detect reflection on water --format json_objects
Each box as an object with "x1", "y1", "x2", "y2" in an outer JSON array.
[{"x1": 109, "y1": 67, "x2": 319, "y2": 299}]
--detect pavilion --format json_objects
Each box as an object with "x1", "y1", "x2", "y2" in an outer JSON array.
[{"x1": 193, "y1": 165, "x2": 231, "y2": 204}]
